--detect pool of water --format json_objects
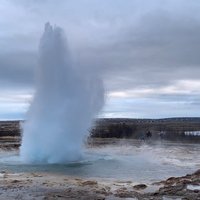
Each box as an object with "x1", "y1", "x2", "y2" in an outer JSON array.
[{"x1": 0, "y1": 139, "x2": 199, "y2": 183}]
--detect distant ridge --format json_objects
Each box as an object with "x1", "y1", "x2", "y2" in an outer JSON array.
[
  {"x1": 1, "y1": 117, "x2": 200, "y2": 123},
  {"x1": 98, "y1": 117, "x2": 200, "y2": 123},
  {"x1": 0, "y1": 118, "x2": 200, "y2": 141},
  {"x1": 92, "y1": 117, "x2": 200, "y2": 141}
]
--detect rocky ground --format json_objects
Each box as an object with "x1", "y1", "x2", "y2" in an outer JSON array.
[{"x1": 0, "y1": 169, "x2": 199, "y2": 200}]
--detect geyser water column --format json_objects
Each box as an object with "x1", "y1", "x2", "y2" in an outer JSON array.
[{"x1": 20, "y1": 23, "x2": 104, "y2": 163}]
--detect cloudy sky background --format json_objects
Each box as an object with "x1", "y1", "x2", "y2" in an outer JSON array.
[{"x1": 1, "y1": 0, "x2": 200, "y2": 119}]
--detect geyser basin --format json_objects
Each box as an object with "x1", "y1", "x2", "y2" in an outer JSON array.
[
  {"x1": 20, "y1": 23, "x2": 104, "y2": 163},
  {"x1": 1, "y1": 139, "x2": 200, "y2": 183}
]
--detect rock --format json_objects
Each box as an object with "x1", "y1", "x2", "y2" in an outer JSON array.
[
  {"x1": 133, "y1": 184, "x2": 147, "y2": 190},
  {"x1": 80, "y1": 180, "x2": 98, "y2": 186},
  {"x1": 94, "y1": 187, "x2": 112, "y2": 196},
  {"x1": 158, "y1": 184, "x2": 186, "y2": 195},
  {"x1": 149, "y1": 170, "x2": 200, "y2": 199},
  {"x1": 11, "y1": 180, "x2": 21, "y2": 183},
  {"x1": 114, "y1": 187, "x2": 140, "y2": 198},
  {"x1": 194, "y1": 169, "x2": 200, "y2": 176}
]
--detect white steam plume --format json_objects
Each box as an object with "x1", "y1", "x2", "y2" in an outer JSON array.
[{"x1": 20, "y1": 23, "x2": 104, "y2": 163}]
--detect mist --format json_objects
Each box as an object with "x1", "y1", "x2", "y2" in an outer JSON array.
[{"x1": 20, "y1": 23, "x2": 104, "y2": 163}]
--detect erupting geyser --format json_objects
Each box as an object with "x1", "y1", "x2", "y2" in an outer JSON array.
[{"x1": 20, "y1": 23, "x2": 104, "y2": 163}]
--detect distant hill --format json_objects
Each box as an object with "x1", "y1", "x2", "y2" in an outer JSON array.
[
  {"x1": 0, "y1": 118, "x2": 200, "y2": 141},
  {"x1": 0, "y1": 121, "x2": 21, "y2": 137},
  {"x1": 91, "y1": 118, "x2": 200, "y2": 141}
]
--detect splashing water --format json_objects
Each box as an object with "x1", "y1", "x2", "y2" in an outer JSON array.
[{"x1": 20, "y1": 23, "x2": 104, "y2": 163}]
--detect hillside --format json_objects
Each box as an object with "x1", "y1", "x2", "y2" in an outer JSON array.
[
  {"x1": 91, "y1": 118, "x2": 200, "y2": 141},
  {"x1": 0, "y1": 118, "x2": 200, "y2": 141}
]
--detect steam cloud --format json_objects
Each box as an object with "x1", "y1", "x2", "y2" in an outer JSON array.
[{"x1": 20, "y1": 23, "x2": 104, "y2": 163}]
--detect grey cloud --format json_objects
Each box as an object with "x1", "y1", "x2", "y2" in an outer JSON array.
[
  {"x1": 0, "y1": 51, "x2": 35, "y2": 89},
  {"x1": 1, "y1": 0, "x2": 200, "y2": 118},
  {"x1": 1, "y1": 2, "x2": 200, "y2": 93},
  {"x1": 78, "y1": 10, "x2": 200, "y2": 91},
  {"x1": 147, "y1": 93, "x2": 200, "y2": 105}
]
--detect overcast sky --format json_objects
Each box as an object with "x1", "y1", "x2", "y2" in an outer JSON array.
[{"x1": 1, "y1": 0, "x2": 200, "y2": 119}]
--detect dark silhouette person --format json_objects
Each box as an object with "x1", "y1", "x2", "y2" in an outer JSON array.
[{"x1": 146, "y1": 131, "x2": 152, "y2": 138}]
